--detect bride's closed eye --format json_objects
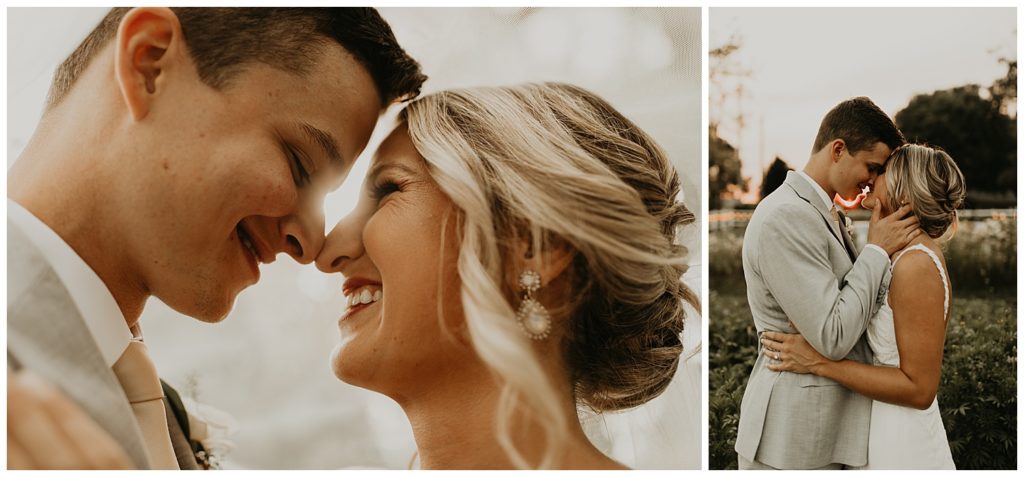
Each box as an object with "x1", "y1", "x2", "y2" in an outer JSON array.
[{"x1": 369, "y1": 177, "x2": 403, "y2": 202}]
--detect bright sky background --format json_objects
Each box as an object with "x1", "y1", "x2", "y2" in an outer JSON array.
[{"x1": 710, "y1": 8, "x2": 1017, "y2": 202}]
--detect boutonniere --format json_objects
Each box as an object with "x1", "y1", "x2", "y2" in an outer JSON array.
[
  {"x1": 181, "y1": 395, "x2": 237, "y2": 469},
  {"x1": 844, "y1": 215, "x2": 853, "y2": 230}
]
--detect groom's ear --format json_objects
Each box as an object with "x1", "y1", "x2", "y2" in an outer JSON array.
[
  {"x1": 114, "y1": 8, "x2": 183, "y2": 121},
  {"x1": 829, "y1": 139, "x2": 847, "y2": 163}
]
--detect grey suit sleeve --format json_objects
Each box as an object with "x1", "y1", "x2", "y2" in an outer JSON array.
[{"x1": 756, "y1": 206, "x2": 889, "y2": 360}]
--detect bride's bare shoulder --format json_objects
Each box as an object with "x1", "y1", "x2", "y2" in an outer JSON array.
[{"x1": 889, "y1": 245, "x2": 947, "y2": 313}]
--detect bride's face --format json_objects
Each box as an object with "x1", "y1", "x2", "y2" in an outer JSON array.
[
  {"x1": 860, "y1": 170, "x2": 892, "y2": 216},
  {"x1": 315, "y1": 125, "x2": 469, "y2": 395}
]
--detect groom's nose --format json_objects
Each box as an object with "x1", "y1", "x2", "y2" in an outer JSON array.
[{"x1": 278, "y1": 199, "x2": 325, "y2": 265}]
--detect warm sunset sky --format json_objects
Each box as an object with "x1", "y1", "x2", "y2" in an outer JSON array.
[{"x1": 711, "y1": 8, "x2": 1016, "y2": 202}]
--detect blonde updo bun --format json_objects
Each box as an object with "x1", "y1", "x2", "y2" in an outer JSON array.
[{"x1": 884, "y1": 144, "x2": 967, "y2": 239}]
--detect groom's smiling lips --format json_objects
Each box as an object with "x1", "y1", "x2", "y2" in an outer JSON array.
[{"x1": 235, "y1": 219, "x2": 275, "y2": 271}]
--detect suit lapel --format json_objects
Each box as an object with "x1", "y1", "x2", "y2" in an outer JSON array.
[
  {"x1": 164, "y1": 399, "x2": 201, "y2": 470},
  {"x1": 836, "y1": 209, "x2": 858, "y2": 261},
  {"x1": 7, "y1": 222, "x2": 152, "y2": 469},
  {"x1": 162, "y1": 381, "x2": 204, "y2": 469},
  {"x1": 783, "y1": 172, "x2": 846, "y2": 251}
]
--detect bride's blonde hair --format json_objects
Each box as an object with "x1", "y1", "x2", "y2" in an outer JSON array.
[
  {"x1": 883, "y1": 144, "x2": 966, "y2": 240},
  {"x1": 401, "y1": 83, "x2": 697, "y2": 468}
]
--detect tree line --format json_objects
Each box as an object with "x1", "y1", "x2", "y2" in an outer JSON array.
[{"x1": 710, "y1": 59, "x2": 1017, "y2": 209}]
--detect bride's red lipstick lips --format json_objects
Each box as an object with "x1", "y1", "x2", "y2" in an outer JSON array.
[
  {"x1": 342, "y1": 277, "x2": 382, "y2": 296},
  {"x1": 341, "y1": 277, "x2": 383, "y2": 323}
]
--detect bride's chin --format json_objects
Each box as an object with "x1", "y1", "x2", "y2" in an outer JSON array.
[
  {"x1": 330, "y1": 343, "x2": 387, "y2": 394},
  {"x1": 330, "y1": 344, "x2": 360, "y2": 384}
]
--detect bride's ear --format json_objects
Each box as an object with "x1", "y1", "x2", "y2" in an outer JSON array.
[{"x1": 511, "y1": 235, "x2": 576, "y2": 288}]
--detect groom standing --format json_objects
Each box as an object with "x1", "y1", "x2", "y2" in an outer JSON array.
[
  {"x1": 8, "y1": 8, "x2": 424, "y2": 469},
  {"x1": 735, "y1": 97, "x2": 921, "y2": 469}
]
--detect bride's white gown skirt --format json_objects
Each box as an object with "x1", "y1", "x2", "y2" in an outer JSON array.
[{"x1": 859, "y1": 398, "x2": 955, "y2": 470}]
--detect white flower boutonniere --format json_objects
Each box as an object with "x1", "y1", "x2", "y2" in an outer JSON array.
[
  {"x1": 844, "y1": 215, "x2": 854, "y2": 230},
  {"x1": 181, "y1": 395, "x2": 237, "y2": 469}
]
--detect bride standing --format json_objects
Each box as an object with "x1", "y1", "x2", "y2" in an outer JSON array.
[{"x1": 762, "y1": 144, "x2": 965, "y2": 469}]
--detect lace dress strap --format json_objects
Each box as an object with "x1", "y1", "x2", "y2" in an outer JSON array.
[{"x1": 892, "y1": 243, "x2": 950, "y2": 320}]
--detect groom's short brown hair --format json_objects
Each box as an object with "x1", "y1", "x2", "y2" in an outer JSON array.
[
  {"x1": 46, "y1": 7, "x2": 426, "y2": 109},
  {"x1": 812, "y1": 96, "x2": 905, "y2": 154}
]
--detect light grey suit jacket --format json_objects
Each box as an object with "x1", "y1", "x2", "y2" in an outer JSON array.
[
  {"x1": 734, "y1": 172, "x2": 891, "y2": 469},
  {"x1": 7, "y1": 221, "x2": 152, "y2": 469}
]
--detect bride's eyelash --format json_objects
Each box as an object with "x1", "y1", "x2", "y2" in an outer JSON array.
[{"x1": 370, "y1": 177, "x2": 402, "y2": 200}]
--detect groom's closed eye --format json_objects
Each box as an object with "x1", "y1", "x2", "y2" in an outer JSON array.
[{"x1": 283, "y1": 144, "x2": 311, "y2": 186}]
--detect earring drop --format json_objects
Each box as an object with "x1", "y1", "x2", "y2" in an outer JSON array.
[{"x1": 516, "y1": 270, "x2": 551, "y2": 340}]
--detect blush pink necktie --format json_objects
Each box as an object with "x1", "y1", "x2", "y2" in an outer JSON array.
[{"x1": 111, "y1": 340, "x2": 179, "y2": 470}]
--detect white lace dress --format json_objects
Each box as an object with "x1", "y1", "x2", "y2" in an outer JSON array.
[{"x1": 858, "y1": 244, "x2": 955, "y2": 470}]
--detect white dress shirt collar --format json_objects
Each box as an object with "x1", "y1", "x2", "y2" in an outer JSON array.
[
  {"x1": 795, "y1": 170, "x2": 835, "y2": 211},
  {"x1": 8, "y1": 199, "x2": 134, "y2": 367}
]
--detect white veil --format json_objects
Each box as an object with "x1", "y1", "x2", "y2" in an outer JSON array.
[{"x1": 579, "y1": 288, "x2": 702, "y2": 469}]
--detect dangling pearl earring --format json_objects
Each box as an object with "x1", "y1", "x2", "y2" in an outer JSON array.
[{"x1": 516, "y1": 270, "x2": 551, "y2": 340}]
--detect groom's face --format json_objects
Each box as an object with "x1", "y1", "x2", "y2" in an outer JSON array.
[
  {"x1": 831, "y1": 142, "x2": 891, "y2": 200},
  {"x1": 127, "y1": 43, "x2": 380, "y2": 321}
]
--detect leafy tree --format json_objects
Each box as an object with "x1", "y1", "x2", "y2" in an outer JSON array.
[
  {"x1": 709, "y1": 34, "x2": 752, "y2": 210},
  {"x1": 760, "y1": 157, "x2": 792, "y2": 200},
  {"x1": 989, "y1": 58, "x2": 1017, "y2": 118},
  {"x1": 895, "y1": 85, "x2": 1016, "y2": 197},
  {"x1": 710, "y1": 127, "x2": 747, "y2": 209}
]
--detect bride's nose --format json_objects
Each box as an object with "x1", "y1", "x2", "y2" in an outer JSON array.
[{"x1": 315, "y1": 213, "x2": 366, "y2": 274}]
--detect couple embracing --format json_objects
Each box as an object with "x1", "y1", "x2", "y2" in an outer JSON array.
[
  {"x1": 737, "y1": 97, "x2": 966, "y2": 470},
  {"x1": 8, "y1": 7, "x2": 697, "y2": 470}
]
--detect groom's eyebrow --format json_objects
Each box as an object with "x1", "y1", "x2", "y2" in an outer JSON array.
[{"x1": 299, "y1": 122, "x2": 343, "y2": 167}]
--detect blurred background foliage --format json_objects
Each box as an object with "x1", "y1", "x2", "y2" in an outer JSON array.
[{"x1": 709, "y1": 219, "x2": 1017, "y2": 470}]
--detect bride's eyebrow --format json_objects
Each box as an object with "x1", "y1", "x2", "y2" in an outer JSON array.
[{"x1": 367, "y1": 162, "x2": 418, "y2": 182}]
